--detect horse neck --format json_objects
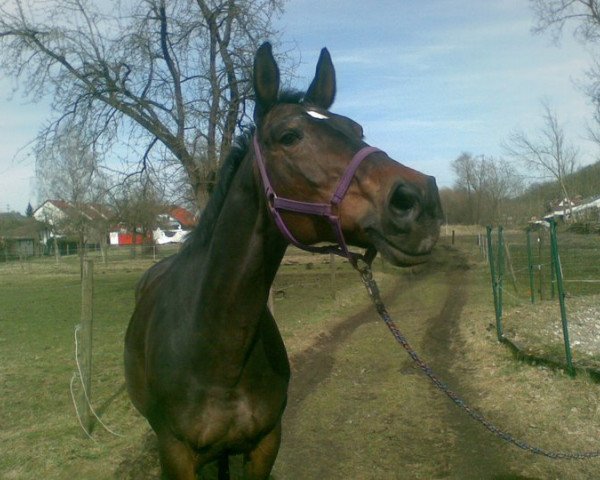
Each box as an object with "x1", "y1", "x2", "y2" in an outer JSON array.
[
  {"x1": 183, "y1": 151, "x2": 287, "y2": 375},
  {"x1": 203, "y1": 153, "x2": 286, "y2": 297}
]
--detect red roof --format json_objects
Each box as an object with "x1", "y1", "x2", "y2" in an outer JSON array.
[
  {"x1": 45, "y1": 199, "x2": 111, "y2": 222},
  {"x1": 169, "y1": 207, "x2": 196, "y2": 228}
]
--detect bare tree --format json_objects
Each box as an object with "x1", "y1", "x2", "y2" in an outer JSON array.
[
  {"x1": 530, "y1": 0, "x2": 600, "y2": 43},
  {"x1": 531, "y1": 1, "x2": 600, "y2": 157},
  {"x1": 109, "y1": 173, "x2": 165, "y2": 258},
  {"x1": 483, "y1": 157, "x2": 524, "y2": 223},
  {"x1": 451, "y1": 153, "x2": 523, "y2": 225},
  {"x1": 36, "y1": 127, "x2": 108, "y2": 273},
  {"x1": 0, "y1": 0, "x2": 286, "y2": 207},
  {"x1": 451, "y1": 152, "x2": 488, "y2": 224},
  {"x1": 504, "y1": 101, "x2": 579, "y2": 217}
]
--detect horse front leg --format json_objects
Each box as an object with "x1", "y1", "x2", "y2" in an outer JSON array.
[
  {"x1": 156, "y1": 430, "x2": 199, "y2": 480},
  {"x1": 243, "y1": 421, "x2": 282, "y2": 480},
  {"x1": 217, "y1": 453, "x2": 230, "y2": 480}
]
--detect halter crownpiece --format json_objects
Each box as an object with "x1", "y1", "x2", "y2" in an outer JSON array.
[{"x1": 253, "y1": 134, "x2": 381, "y2": 265}]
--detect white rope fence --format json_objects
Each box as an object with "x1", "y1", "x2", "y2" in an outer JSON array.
[{"x1": 70, "y1": 324, "x2": 123, "y2": 440}]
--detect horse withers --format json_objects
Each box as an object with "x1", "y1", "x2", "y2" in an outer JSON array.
[{"x1": 125, "y1": 42, "x2": 443, "y2": 480}]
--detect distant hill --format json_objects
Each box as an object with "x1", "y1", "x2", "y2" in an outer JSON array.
[{"x1": 512, "y1": 160, "x2": 600, "y2": 218}]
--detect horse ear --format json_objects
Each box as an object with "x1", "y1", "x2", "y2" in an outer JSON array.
[
  {"x1": 305, "y1": 48, "x2": 336, "y2": 109},
  {"x1": 253, "y1": 42, "x2": 280, "y2": 122}
]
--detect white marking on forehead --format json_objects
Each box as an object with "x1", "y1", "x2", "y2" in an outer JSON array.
[{"x1": 306, "y1": 110, "x2": 329, "y2": 120}]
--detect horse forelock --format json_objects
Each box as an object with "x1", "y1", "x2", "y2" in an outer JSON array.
[{"x1": 278, "y1": 89, "x2": 305, "y2": 105}]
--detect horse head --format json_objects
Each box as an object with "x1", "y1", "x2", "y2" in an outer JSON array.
[{"x1": 252, "y1": 42, "x2": 443, "y2": 266}]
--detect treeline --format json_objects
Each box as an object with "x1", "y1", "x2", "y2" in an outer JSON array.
[
  {"x1": 519, "y1": 161, "x2": 600, "y2": 208},
  {"x1": 441, "y1": 156, "x2": 600, "y2": 226}
]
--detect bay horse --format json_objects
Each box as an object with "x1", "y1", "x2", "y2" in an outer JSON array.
[{"x1": 125, "y1": 42, "x2": 443, "y2": 479}]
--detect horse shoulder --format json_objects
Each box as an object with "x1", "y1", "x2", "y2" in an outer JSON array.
[
  {"x1": 135, "y1": 254, "x2": 177, "y2": 302},
  {"x1": 126, "y1": 255, "x2": 178, "y2": 414}
]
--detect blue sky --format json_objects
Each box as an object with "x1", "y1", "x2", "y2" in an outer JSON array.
[{"x1": 1, "y1": 0, "x2": 597, "y2": 213}]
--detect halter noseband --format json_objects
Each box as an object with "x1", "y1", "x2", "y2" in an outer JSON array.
[{"x1": 253, "y1": 135, "x2": 380, "y2": 265}]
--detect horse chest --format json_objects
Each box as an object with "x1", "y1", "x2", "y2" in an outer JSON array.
[{"x1": 178, "y1": 387, "x2": 284, "y2": 453}]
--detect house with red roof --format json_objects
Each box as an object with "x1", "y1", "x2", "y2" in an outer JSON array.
[
  {"x1": 109, "y1": 206, "x2": 197, "y2": 246},
  {"x1": 33, "y1": 199, "x2": 196, "y2": 247}
]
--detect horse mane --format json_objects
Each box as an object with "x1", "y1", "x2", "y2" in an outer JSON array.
[
  {"x1": 181, "y1": 89, "x2": 305, "y2": 252},
  {"x1": 180, "y1": 129, "x2": 253, "y2": 252}
]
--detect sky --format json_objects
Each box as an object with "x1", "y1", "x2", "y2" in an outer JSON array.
[{"x1": 1, "y1": 0, "x2": 598, "y2": 214}]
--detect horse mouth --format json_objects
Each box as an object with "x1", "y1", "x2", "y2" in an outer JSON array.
[{"x1": 366, "y1": 229, "x2": 433, "y2": 267}]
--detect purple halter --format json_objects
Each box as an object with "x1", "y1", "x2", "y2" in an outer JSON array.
[{"x1": 253, "y1": 135, "x2": 381, "y2": 264}]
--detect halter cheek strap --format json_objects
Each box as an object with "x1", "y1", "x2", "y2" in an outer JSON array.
[{"x1": 253, "y1": 135, "x2": 380, "y2": 265}]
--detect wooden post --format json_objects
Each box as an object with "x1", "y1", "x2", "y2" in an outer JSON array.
[
  {"x1": 53, "y1": 236, "x2": 60, "y2": 264},
  {"x1": 483, "y1": 236, "x2": 488, "y2": 262},
  {"x1": 478, "y1": 233, "x2": 484, "y2": 258},
  {"x1": 79, "y1": 259, "x2": 94, "y2": 435}
]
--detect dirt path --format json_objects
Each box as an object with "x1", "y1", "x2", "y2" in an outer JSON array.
[
  {"x1": 284, "y1": 274, "x2": 410, "y2": 424},
  {"x1": 277, "y1": 247, "x2": 534, "y2": 479},
  {"x1": 418, "y1": 250, "x2": 526, "y2": 479}
]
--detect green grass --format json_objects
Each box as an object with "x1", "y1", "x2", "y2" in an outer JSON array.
[
  {"x1": 0, "y1": 267, "x2": 144, "y2": 479},
  {"x1": 0, "y1": 252, "x2": 397, "y2": 479},
  {"x1": 3, "y1": 241, "x2": 600, "y2": 479}
]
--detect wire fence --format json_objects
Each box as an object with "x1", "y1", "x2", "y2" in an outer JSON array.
[
  {"x1": 0, "y1": 243, "x2": 180, "y2": 269},
  {"x1": 501, "y1": 227, "x2": 600, "y2": 301},
  {"x1": 486, "y1": 222, "x2": 600, "y2": 375},
  {"x1": 0, "y1": 242, "x2": 357, "y2": 284}
]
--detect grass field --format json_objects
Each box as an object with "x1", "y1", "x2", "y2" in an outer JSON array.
[
  {"x1": 0, "y1": 247, "x2": 396, "y2": 479},
  {"x1": 3, "y1": 238, "x2": 600, "y2": 479},
  {"x1": 0, "y1": 262, "x2": 141, "y2": 478}
]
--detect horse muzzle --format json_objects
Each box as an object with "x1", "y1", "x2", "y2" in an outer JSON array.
[{"x1": 365, "y1": 175, "x2": 443, "y2": 267}]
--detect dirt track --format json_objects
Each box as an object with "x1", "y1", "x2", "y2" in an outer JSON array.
[{"x1": 275, "y1": 247, "x2": 537, "y2": 479}]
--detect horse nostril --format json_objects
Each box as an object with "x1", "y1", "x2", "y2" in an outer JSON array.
[{"x1": 389, "y1": 184, "x2": 419, "y2": 215}]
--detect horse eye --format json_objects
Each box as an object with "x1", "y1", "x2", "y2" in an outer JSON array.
[{"x1": 279, "y1": 131, "x2": 301, "y2": 146}]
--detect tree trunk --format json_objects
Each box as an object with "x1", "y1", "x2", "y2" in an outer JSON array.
[
  {"x1": 100, "y1": 232, "x2": 108, "y2": 265},
  {"x1": 130, "y1": 226, "x2": 137, "y2": 259}
]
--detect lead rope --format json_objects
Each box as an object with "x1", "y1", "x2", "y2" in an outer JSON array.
[{"x1": 353, "y1": 259, "x2": 600, "y2": 460}]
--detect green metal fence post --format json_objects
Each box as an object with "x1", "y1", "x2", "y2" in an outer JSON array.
[
  {"x1": 549, "y1": 219, "x2": 574, "y2": 375},
  {"x1": 526, "y1": 228, "x2": 535, "y2": 304},
  {"x1": 550, "y1": 235, "x2": 556, "y2": 300},
  {"x1": 538, "y1": 231, "x2": 544, "y2": 301},
  {"x1": 486, "y1": 226, "x2": 503, "y2": 341},
  {"x1": 496, "y1": 226, "x2": 505, "y2": 340}
]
